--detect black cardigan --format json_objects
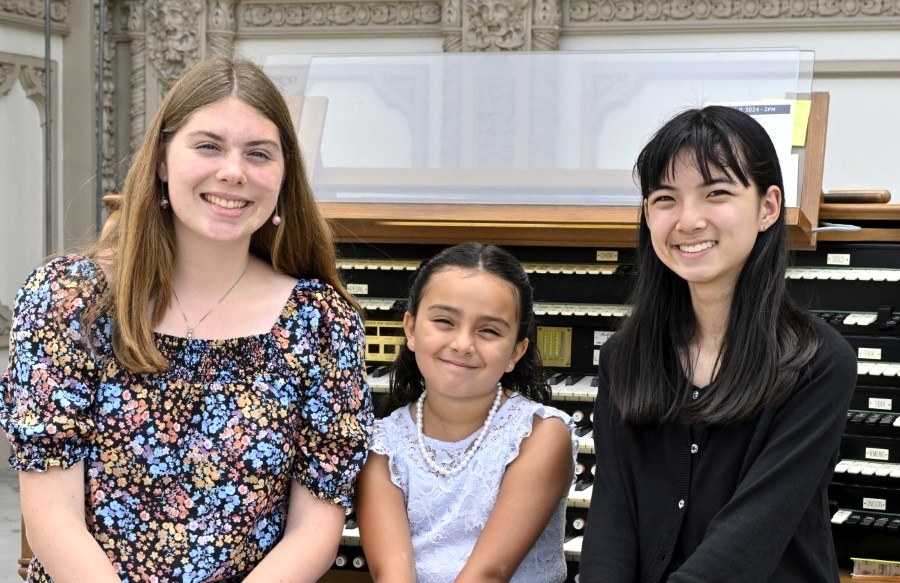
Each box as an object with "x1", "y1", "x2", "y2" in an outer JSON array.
[{"x1": 579, "y1": 321, "x2": 857, "y2": 582}]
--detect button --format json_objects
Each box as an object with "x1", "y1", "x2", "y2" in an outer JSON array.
[
  {"x1": 691, "y1": 390, "x2": 699, "y2": 400},
  {"x1": 678, "y1": 499, "x2": 685, "y2": 509},
  {"x1": 690, "y1": 444, "x2": 699, "y2": 454}
]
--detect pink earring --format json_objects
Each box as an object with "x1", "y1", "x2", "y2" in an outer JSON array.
[
  {"x1": 160, "y1": 183, "x2": 170, "y2": 209},
  {"x1": 271, "y1": 214, "x2": 282, "y2": 226}
]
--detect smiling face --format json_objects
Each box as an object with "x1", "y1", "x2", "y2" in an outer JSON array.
[
  {"x1": 157, "y1": 97, "x2": 285, "y2": 248},
  {"x1": 643, "y1": 149, "x2": 781, "y2": 297},
  {"x1": 403, "y1": 267, "x2": 528, "y2": 403}
]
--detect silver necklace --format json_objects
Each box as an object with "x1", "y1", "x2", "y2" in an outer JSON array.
[
  {"x1": 171, "y1": 260, "x2": 250, "y2": 340},
  {"x1": 416, "y1": 382, "x2": 503, "y2": 477}
]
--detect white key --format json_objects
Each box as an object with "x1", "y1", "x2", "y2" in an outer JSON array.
[
  {"x1": 342, "y1": 527, "x2": 361, "y2": 545},
  {"x1": 568, "y1": 483, "x2": 593, "y2": 508},
  {"x1": 834, "y1": 459, "x2": 853, "y2": 474},
  {"x1": 564, "y1": 535, "x2": 583, "y2": 560},
  {"x1": 858, "y1": 362, "x2": 875, "y2": 375},
  {"x1": 580, "y1": 436, "x2": 595, "y2": 454},
  {"x1": 842, "y1": 314, "x2": 860, "y2": 325},
  {"x1": 856, "y1": 313, "x2": 878, "y2": 326},
  {"x1": 861, "y1": 462, "x2": 882, "y2": 476},
  {"x1": 831, "y1": 509, "x2": 853, "y2": 524},
  {"x1": 883, "y1": 363, "x2": 900, "y2": 377},
  {"x1": 847, "y1": 461, "x2": 868, "y2": 474},
  {"x1": 869, "y1": 363, "x2": 890, "y2": 376},
  {"x1": 876, "y1": 464, "x2": 898, "y2": 477}
]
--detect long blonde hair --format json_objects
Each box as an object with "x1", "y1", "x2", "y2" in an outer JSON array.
[{"x1": 88, "y1": 56, "x2": 358, "y2": 373}]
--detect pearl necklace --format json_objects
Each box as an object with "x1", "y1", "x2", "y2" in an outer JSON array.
[{"x1": 416, "y1": 382, "x2": 504, "y2": 477}]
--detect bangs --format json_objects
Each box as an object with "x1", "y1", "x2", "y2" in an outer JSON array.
[{"x1": 638, "y1": 110, "x2": 752, "y2": 196}]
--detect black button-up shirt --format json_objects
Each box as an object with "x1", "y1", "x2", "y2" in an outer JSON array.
[{"x1": 580, "y1": 321, "x2": 857, "y2": 582}]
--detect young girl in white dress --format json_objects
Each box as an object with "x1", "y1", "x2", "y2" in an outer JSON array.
[{"x1": 356, "y1": 242, "x2": 578, "y2": 583}]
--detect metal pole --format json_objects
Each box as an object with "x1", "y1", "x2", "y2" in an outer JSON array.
[
  {"x1": 44, "y1": 0, "x2": 52, "y2": 254},
  {"x1": 96, "y1": 0, "x2": 105, "y2": 233}
]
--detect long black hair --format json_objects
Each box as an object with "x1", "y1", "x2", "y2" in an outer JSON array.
[
  {"x1": 611, "y1": 105, "x2": 818, "y2": 426},
  {"x1": 378, "y1": 242, "x2": 550, "y2": 417}
]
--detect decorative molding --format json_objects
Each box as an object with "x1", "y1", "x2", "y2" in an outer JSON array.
[
  {"x1": 442, "y1": 0, "x2": 560, "y2": 51},
  {"x1": 237, "y1": 0, "x2": 442, "y2": 36},
  {"x1": 463, "y1": 0, "x2": 531, "y2": 50},
  {"x1": 532, "y1": 0, "x2": 561, "y2": 50},
  {"x1": 0, "y1": 301, "x2": 11, "y2": 350},
  {"x1": 145, "y1": 0, "x2": 204, "y2": 89},
  {"x1": 0, "y1": 55, "x2": 52, "y2": 135},
  {"x1": 207, "y1": 0, "x2": 237, "y2": 57},
  {"x1": 0, "y1": 0, "x2": 69, "y2": 33},
  {"x1": 562, "y1": 0, "x2": 900, "y2": 33}
]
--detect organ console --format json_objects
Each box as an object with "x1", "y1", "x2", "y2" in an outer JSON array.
[{"x1": 279, "y1": 50, "x2": 896, "y2": 582}]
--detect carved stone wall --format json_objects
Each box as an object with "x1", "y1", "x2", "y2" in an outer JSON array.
[
  {"x1": 564, "y1": 0, "x2": 900, "y2": 32},
  {"x1": 0, "y1": 0, "x2": 69, "y2": 32}
]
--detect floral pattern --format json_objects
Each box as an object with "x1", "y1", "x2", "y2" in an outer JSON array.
[{"x1": 0, "y1": 255, "x2": 373, "y2": 582}]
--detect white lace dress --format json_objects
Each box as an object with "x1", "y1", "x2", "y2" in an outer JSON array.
[{"x1": 370, "y1": 393, "x2": 578, "y2": 583}]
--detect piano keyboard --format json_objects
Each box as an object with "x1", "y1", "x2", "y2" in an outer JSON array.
[
  {"x1": 834, "y1": 459, "x2": 900, "y2": 479},
  {"x1": 786, "y1": 267, "x2": 900, "y2": 281},
  {"x1": 858, "y1": 362, "x2": 900, "y2": 378},
  {"x1": 831, "y1": 509, "x2": 900, "y2": 530},
  {"x1": 341, "y1": 259, "x2": 900, "y2": 283},
  {"x1": 564, "y1": 535, "x2": 583, "y2": 561}
]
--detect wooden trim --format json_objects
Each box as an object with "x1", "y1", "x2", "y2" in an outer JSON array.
[
  {"x1": 819, "y1": 203, "x2": 900, "y2": 221},
  {"x1": 318, "y1": 93, "x2": 829, "y2": 250}
]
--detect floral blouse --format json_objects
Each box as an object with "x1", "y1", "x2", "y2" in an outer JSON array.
[{"x1": 0, "y1": 255, "x2": 373, "y2": 582}]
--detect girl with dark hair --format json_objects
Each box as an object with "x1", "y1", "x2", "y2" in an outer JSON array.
[
  {"x1": 356, "y1": 242, "x2": 578, "y2": 582},
  {"x1": 1, "y1": 57, "x2": 372, "y2": 582},
  {"x1": 579, "y1": 106, "x2": 856, "y2": 582}
]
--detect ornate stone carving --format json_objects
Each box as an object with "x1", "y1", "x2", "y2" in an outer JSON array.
[
  {"x1": 444, "y1": 0, "x2": 560, "y2": 51},
  {"x1": 207, "y1": 0, "x2": 237, "y2": 57},
  {"x1": 565, "y1": 0, "x2": 900, "y2": 29},
  {"x1": 531, "y1": 0, "x2": 560, "y2": 50},
  {"x1": 94, "y1": 0, "x2": 118, "y2": 195},
  {"x1": 145, "y1": 0, "x2": 204, "y2": 88},
  {"x1": 238, "y1": 1, "x2": 441, "y2": 30},
  {"x1": 0, "y1": 62, "x2": 17, "y2": 96},
  {"x1": 0, "y1": 60, "x2": 49, "y2": 113},
  {"x1": 0, "y1": 0, "x2": 68, "y2": 22},
  {"x1": 463, "y1": 0, "x2": 530, "y2": 50},
  {"x1": 129, "y1": 36, "x2": 148, "y2": 156},
  {"x1": 442, "y1": 0, "x2": 463, "y2": 50}
]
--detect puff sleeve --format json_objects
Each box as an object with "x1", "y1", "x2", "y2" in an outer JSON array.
[
  {"x1": 0, "y1": 256, "x2": 103, "y2": 472},
  {"x1": 284, "y1": 282, "x2": 373, "y2": 507}
]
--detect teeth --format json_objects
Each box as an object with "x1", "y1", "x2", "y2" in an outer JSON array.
[
  {"x1": 679, "y1": 241, "x2": 715, "y2": 253},
  {"x1": 205, "y1": 194, "x2": 247, "y2": 209}
]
